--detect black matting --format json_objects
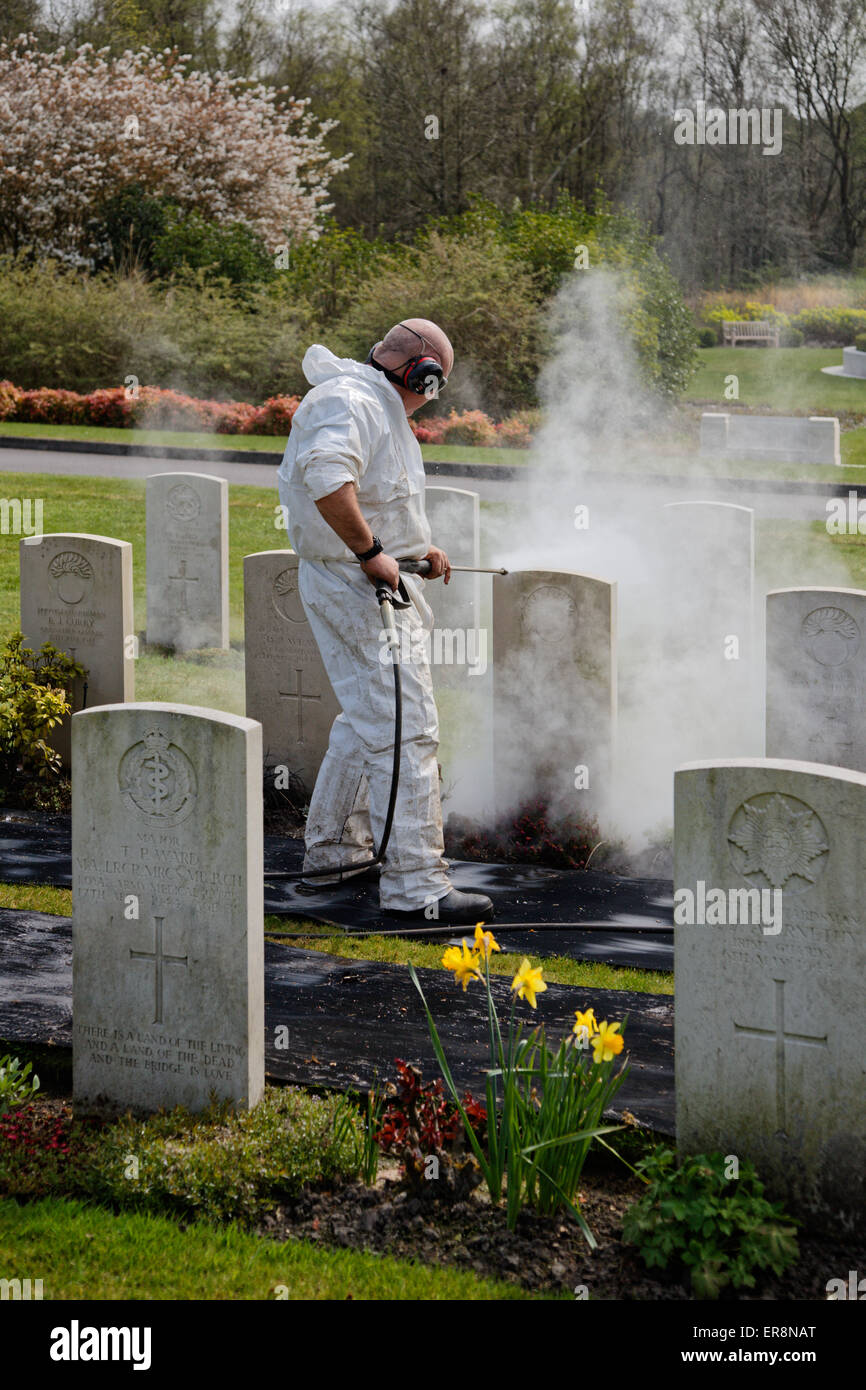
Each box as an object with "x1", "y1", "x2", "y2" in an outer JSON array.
[
  {"x1": 0, "y1": 908, "x2": 674, "y2": 1133},
  {"x1": 0, "y1": 812, "x2": 674, "y2": 972}
]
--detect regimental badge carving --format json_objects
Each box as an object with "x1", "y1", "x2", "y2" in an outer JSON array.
[
  {"x1": 119, "y1": 728, "x2": 197, "y2": 825},
  {"x1": 272, "y1": 568, "x2": 307, "y2": 624},
  {"x1": 48, "y1": 551, "x2": 93, "y2": 605},
  {"x1": 728, "y1": 792, "x2": 829, "y2": 893},
  {"x1": 165, "y1": 484, "x2": 201, "y2": 523},
  {"x1": 520, "y1": 585, "x2": 576, "y2": 643},
  {"x1": 801, "y1": 606, "x2": 860, "y2": 666}
]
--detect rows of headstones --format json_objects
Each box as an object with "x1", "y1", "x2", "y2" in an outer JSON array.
[
  {"x1": 20, "y1": 471, "x2": 866, "y2": 799},
  {"x1": 17, "y1": 468, "x2": 864, "y2": 1223}
]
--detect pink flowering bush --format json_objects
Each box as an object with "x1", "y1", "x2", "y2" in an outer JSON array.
[
  {"x1": 0, "y1": 40, "x2": 348, "y2": 264},
  {"x1": 0, "y1": 380, "x2": 301, "y2": 436},
  {"x1": 0, "y1": 380, "x2": 532, "y2": 443}
]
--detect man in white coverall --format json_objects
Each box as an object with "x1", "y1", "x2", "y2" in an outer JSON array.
[{"x1": 277, "y1": 319, "x2": 495, "y2": 924}]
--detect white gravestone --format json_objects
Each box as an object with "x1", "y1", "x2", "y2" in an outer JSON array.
[
  {"x1": 656, "y1": 501, "x2": 759, "y2": 764},
  {"x1": 700, "y1": 413, "x2": 840, "y2": 467},
  {"x1": 243, "y1": 551, "x2": 340, "y2": 794},
  {"x1": 492, "y1": 569, "x2": 616, "y2": 818},
  {"x1": 767, "y1": 587, "x2": 866, "y2": 772},
  {"x1": 675, "y1": 757, "x2": 866, "y2": 1224},
  {"x1": 72, "y1": 703, "x2": 264, "y2": 1116},
  {"x1": 423, "y1": 486, "x2": 481, "y2": 677},
  {"x1": 19, "y1": 533, "x2": 134, "y2": 763},
  {"x1": 146, "y1": 473, "x2": 229, "y2": 651}
]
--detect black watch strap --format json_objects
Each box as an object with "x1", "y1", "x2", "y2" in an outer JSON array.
[{"x1": 355, "y1": 536, "x2": 384, "y2": 563}]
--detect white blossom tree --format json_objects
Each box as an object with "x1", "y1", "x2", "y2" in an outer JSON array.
[{"x1": 0, "y1": 38, "x2": 349, "y2": 263}]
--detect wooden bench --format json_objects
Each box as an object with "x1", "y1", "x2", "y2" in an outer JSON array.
[{"x1": 722, "y1": 319, "x2": 780, "y2": 348}]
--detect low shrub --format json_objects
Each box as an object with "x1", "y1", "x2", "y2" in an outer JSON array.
[
  {"x1": 441, "y1": 409, "x2": 499, "y2": 447},
  {"x1": 0, "y1": 633, "x2": 84, "y2": 808},
  {"x1": 790, "y1": 306, "x2": 866, "y2": 345},
  {"x1": 621, "y1": 1147, "x2": 799, "y2": 1299},
  {"x1": 697, "y1": 327, "x2": 717, "y2": 348},
  {"x1": 854, "y1": 332, "x2": 866, "y2": 353},
  {"x1": 377, "y1": 1059, "x2": 486, "y2": 1202}
]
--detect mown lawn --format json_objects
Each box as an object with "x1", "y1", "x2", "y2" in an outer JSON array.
[
  {"x1": 687, "y1": 346, "x2": 866, "y2": 415},
  {"x1": 0, "y1": 421, "x2": 532, "y2": 467},
  {"x1": 0, "y1": 1194, "x2": 553, "y2": 1300}
]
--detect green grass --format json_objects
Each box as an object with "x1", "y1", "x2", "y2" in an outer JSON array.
[
  {"x1": 687, "y1": 346, "x2": 866, "y2": 416},
  {"x1": 0, "y1": 420, "x2": 532, "y2": 467},
  {"x1": 0, "y1": 882, "x2": 673, "y2": 993},
  {"x1": 0, "y1": 1195, "x2": 549, "y2": 1299}
]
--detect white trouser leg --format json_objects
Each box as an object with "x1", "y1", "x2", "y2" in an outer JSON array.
[{"x1": 298, "y1": 560, "x2": 452, "y2": 911}]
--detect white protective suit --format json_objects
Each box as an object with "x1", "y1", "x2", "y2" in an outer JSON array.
[{"x1": 277, "y1": 345, "x2": 452, "y2": 910}]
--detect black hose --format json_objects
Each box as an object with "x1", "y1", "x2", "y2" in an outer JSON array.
[{"x1": 264, "y1": 592, "x2": 402, "y2": 883}]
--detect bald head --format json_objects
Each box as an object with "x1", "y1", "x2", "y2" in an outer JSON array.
[{"x1": 376, "y1": 318, "x2": 454, "y2": 379}]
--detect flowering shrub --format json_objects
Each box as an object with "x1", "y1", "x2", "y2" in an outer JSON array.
[
  {"x1": 440, "y1": 409, "x2": 499, "y2": 446},
  {"x1": 0, "y1": 379, "x2": 531, "y2": 443},
  {"x1": 0, "y1": 380, "x2": 301, "y2": 436},
  {"x1": 0, "y1": 40, "x2": 347, "y2": 264},
  {"x1": 790, "y1": 306, "x2": 866, "y2": 345}
]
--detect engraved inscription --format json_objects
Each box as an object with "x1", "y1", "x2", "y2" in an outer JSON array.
[
  {"x1": 165, "y1": 484, "x2": 201, "y2": 522},
  {"x1": 272, "y1": 568, "x2": 307, "y2": 624},
  {"x1": 129, "y1": 915, "x2": 188, "y2": 1025},
  {"x1": 279, "y1": 669, "x2": 321, "y2": 742},
  {"x1": 733, "y1": 978, "x2": 828, "y2": 1135}
]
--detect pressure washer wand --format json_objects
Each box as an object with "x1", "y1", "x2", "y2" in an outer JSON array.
[
  {"x1": 353, "y1": 559, "x2": 508, "y2": 576},
  {"x1": 398, "y1": 559, "x2": 508, "y2": 576}
]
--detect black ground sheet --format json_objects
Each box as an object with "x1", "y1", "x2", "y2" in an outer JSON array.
[
  {"x1": 0, "y1": 813, "x2": 674, "y2": 972},
  {"x1": 0, "y1": 909, "x2": 674, "y2": 1133}
]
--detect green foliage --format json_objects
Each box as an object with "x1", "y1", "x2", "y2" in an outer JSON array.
[
  {"x1": 81, "y1": 1088, "x2": 364, "y2": 1224},
  {"x1": 151, "y1": 209, "x2": 275, "y2": 288},
  {"x1": 0, "y1": 255, "x2": 315, "y2": 398},
  {"x1": 621, "y1": 1147, "x2": 799, "y2": 1299},
  {"x1": 0, "y1": 1055, "x2": 40, "y2": 1115},
  {"x1": 329, "y1": 227, "x2": 544, "y2": 415},
  {"x1": 0, "y1": 632, "x2": 83, "y2": 806},
  {"x1": 698, "y1": 327, "x2": 718, "y2": 348},
  {"x1": 274, "y1": 222, "x2": 391, "y2": 322},
  {"x1": 855, "y1": 332, "x2": 866, "y2": 353}
]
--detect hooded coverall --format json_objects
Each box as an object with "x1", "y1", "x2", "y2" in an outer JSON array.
[{"x1": 276, "y1": 345, "x2": 453, "y2": 911}]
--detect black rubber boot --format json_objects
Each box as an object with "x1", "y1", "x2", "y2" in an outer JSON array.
[{"x1": 384, "y1": 887, "x2": 495, "y2": 924}]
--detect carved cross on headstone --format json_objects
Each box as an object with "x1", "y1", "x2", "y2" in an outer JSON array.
[
  {"x1": 130, "y1": 915, "x2": 188, "y2": 1025},
  {"x1": 733, "y1": 978, "x2": 827, "y2": 1135},
  {"x1": 279, "y1": 668, "x2": 321, "y2": 743},
  {"x1": 169, "y1": 560, "x2": 199, "y2": 616}
]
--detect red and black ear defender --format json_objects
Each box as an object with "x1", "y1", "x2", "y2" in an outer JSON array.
[{"x1": 366, "y1": 324, "x2": 447, "y2": 396}]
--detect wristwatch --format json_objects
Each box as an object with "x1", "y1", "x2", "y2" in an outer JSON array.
[{"x1": 355, "y1": 536, "x2": 384, "y2": 563}]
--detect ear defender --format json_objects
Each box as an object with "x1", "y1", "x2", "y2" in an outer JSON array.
[{"x1": 366, "y1": 348, "x2": 447, "y2": 396}]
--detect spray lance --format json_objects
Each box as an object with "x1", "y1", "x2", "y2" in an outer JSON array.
[{"x1": 264, "y1": 557, "x2": 508, "y2": 885}]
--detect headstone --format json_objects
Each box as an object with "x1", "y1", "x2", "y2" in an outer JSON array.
[
  {"x1": 492, "y1": 568, "x2": 616, "y2": 818},
  {"x1": 655, "y1": 501, "x2": 759, "y2": 763},
  {"x1": 19, "y1": 533, "x2": 134, "y2": 763},
  {"x1": 675, "y1": 757, "x2": 866, "y2": 1225},
  {"x1": 146, "y1": 472, "x2": 229, "y2": 651},
  {"x1": 766, "y1": 586, "x2": 866, "y2": 771},
  {"x1": 72, "y1": 702, "x2": 264, "y2": 1115},
  {"x1": 700, "y1": 412, "x2": 840, "y2": 467},
  {"x1": 423, "y1": 486, "x2": 481, "y2": 676},
  {"x1": 243, "y1": 551, "x2": 340, "y2": 794}
]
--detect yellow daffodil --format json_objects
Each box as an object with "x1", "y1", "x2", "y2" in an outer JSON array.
[
  {"x1": 573, "y1": 1007, "x2": 599, "y2": 1044},
  {"x1": 592, "y1": 1020, "x2": 624, "y2": 1064},
  {"x1": 510, "y1": 958, "x2": 547, "y2": 1009},
  {"x1": 442, "y1": 941, "x2": 482, "y2": 992},
  {"x1": 473, "y1": 923, "x2": 501, "y2": 960}
]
